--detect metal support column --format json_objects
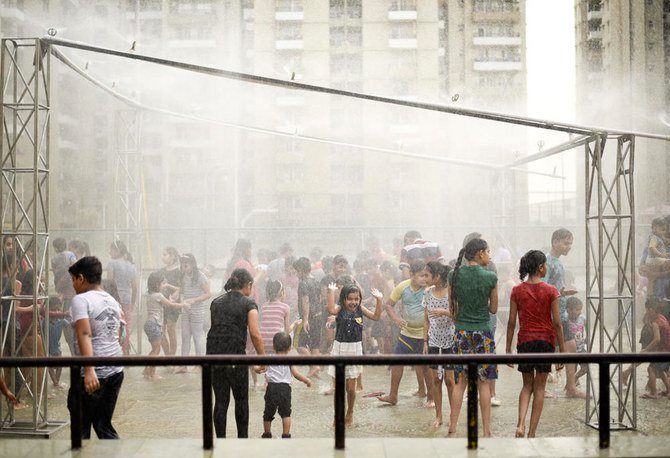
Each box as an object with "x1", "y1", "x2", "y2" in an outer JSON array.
[
  {"x1": 585, "y1": 134, "x2": 636, "y2": 431},
  {"x1": 0, "y1": 37, "x2": 66, "y2": 437},
  {"x1": 113, "y1": 108, "x2": 143, "y2": 354}
]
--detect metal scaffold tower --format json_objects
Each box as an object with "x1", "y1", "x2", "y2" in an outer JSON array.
[
  {"x1": 585, "y1": 134, "x2": 636, "y2": 430},
  {"x1": 113, "y1": 108, "x2": 143, "y2": 353},
  {"x1": 0, "y1": 38, "x2": 65, "y2": 436}
]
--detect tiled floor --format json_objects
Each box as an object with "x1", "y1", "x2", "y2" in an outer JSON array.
[{"x1": 1, "y1": 436, "x2": 668, "y2": 458}]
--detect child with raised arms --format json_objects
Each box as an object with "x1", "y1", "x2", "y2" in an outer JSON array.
[{"x1": 327, "y1": 282, "x2": 383, "y2": 426}]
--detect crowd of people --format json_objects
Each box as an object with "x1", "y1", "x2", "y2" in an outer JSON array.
[{"x1": 1, "y1": 221, "x2": 668, "y2": 440}]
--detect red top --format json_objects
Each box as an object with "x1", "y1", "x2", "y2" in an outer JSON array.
[
  {"x1": 655, "y1": 315, "x2": 670, "y2": 351},
  {"x1": 511, "y1": 281, "x2": 560, "y2": 345}
]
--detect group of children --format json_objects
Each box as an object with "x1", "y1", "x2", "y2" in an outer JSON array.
[
  {"x1": 4, "y1": 224, "x2": 654, "y2": 440},
  {"x1": 206, "y1": 228, "x2": 593, "y2": 439}
]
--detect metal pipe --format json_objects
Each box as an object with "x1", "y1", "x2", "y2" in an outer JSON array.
[
  {"x1": 334, "y1": 364, "x2": 345, "y2": 450},
  {"x1": 49, "y1": 47, "x2": 563, "y2": 178},
  {"x1": 201, "y1": 364, "x2": 213, "y2": 450},
  {"x1": 70, "y1": 366, "x2": 82, "y2": 449},
  {"x1": 599, "y1": 363, "x2": 610, "y2": 448},
  {"x1": 508, "y1": 135, "x2": 593, "y2": 167},
  {"x1": 1, "y1": 352, "x2": 670, "y2": 367},
  {"x1": 467, "y1": 363, "x2": 478, "y2": 450},
  {"x1": 40, "y1": 37, "x2": 670, "y2": 141}
]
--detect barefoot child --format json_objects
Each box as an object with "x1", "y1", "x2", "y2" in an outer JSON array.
[
  {"x1": 143, "y1": 271, "x2": 189, "y2": 379},
  {"x1": 423, "y1": 261, "x2": 455, "y2": 427},
  {"x1": 506, "y1": 250, "x2": 566, "y2": 438},
  {"x1": 447, "y1": 238, "x2": 498, "y2": 438},
  {"x1": 327, "y1": 282, "x2": 383, "y2": 426},
  {"x1": 260, "y1": 332, "x2": 311, "y2": 438}
]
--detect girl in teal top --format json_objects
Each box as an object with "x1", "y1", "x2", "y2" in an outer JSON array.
[{"x1": 447, "y1": 237, "x2": 498, "y2": 438}]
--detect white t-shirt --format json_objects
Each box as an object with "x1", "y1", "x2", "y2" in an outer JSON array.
[
  {"x1": 265, "y1": 365, "x2": 292, "y2": 384},
  {"x1": 70, "y1": 289, "x2": 123, "y2": 378}
]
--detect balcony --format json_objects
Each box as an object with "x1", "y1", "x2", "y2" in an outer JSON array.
[
  {"x1": 275, "y1": 39, "x2": 304, "y2": 50},
  {"x1": 473, "y1": 61, "x2": 522, "y2": 71},
  {"x1": 587, "y1": 10, "x2": 602, "y2": 21},
  {"x1": 389, "y1": 38, "x2": 417, "y2": 49},
  {"x1": 473, "y1": 36, "x2": 522, "y2": 46},
  {"x1": 276, "y1": 11, "x2": 304, "y2": 21},
  {"x1": 167, "y1": 39, "x2": 216, "y2": 49},
  {"x1": 388, "y1": 10, "x2": 417, "y2": 21},
  {"x1": 587, "y1": 30, "x2": 602, "y2": 41}
]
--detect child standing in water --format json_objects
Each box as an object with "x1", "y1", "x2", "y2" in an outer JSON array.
[
  {"x1": 143, "y1": 271, "x2": 189, "y2": 380},
  {"x1": 422, "y1": 261, "x2": 455, "y2": 428},
  {"x1": 447, "y1": 238, "x2": 498, "y2": 437},
  {"x1": 506, "y1": 250, "x2": 566, "y2": 438},
  {"x1": 327, "y1": 282, "x2": 383, "y2": 426},
  {"x1": 260, "y1": 332, "x2": 311, "y2": 438}
]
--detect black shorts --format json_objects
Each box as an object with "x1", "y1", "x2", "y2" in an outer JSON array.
[
  {"x1": 517, "y1": 340, "x2": 555, "y2": 374},
  {"x1": 428, "y1": 345, "x2": 455, "y2": 370},
  {"x1": 263, "y1": 383, "x2": 291, "y2": 421}
]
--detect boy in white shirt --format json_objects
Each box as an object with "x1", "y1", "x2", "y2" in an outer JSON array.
[{"x1": 259, "y1": 332, "x2": 311, "y2": 438}]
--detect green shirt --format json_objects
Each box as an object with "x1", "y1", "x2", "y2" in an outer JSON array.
[{"x1": 448, "y1": 264, "x2": 497, "y2": 332}]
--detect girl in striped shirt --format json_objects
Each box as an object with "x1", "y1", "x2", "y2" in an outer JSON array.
[{"x1": 260, "y1": 280, "x2": 291, "y2": 354}]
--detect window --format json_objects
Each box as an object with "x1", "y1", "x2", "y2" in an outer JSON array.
[
  {"x1": 276, "y1": 23, "x2": 302, "y2": 40},
  {"x1": 330, "y1": 0, "x2": 362, "y2": 19},
  {"x1": 390, "y1": 22, "x2": 416, "y2": 39},
  {"x1": 473, "y1": 0, "x2": 518, "y2": 13},
  {"x1": 389, "y1": 0, "x2": 416, "y2": 11},
  {"x1": 276, "y1": 0, "x2": 302, "y2": 12},
  {"x1": 330, "y1": 25, "x2": 361, "y2": 47}
]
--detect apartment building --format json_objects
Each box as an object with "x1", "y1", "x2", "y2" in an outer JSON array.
[{"x1": 575, "y1": 0, "x2": 670, "y2": 215}]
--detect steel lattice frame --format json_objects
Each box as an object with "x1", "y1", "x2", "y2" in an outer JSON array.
[
  {"x1": 584, "y1": 134, "x2": 637, "y2": 430},
  {"x1": 0, "y1": 36, "x2": 667, "y2": 437},
  {"x1": 113, "y1": 108, "x2": 143, "y2": 354},
  {"x1": 0, "y1": 38, "x2": 65, "y2": 436}
]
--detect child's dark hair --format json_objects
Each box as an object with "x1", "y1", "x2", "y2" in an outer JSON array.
[
  {"x1": 338, "y1": 283, "x2": 363, "y2": 306},
  {"x1": 645, "y1": 297, "x2": 664, "y2": 311},
  {"x1": 111, "y1": 240, "x2": 133, "y2": 264},
  {"x1": 224, "y1": 268, "x2": 253, "y2": 292},
  {"x1": 335, "y1": 274, "x2": 355, "y2": 288},
  {"x1": 147, "y1": 270, "x2": 165, "y2": 294},
  {"x1": 53, "y1": 237, "x2": 67, "y2": 253},
  {"x1": 404, "y1": 230, "x2": 422, "y2": 242},
  {"x1": 266, "y1": 279, "x2": 283, "y2": 301},
  {"x1": 380, "y1": 260, "x2": 395, "y2": 274},
  {"x1": 322, "y1": 255, "x2": 334, "y2": 274},
  {"x1": 450, "y1": 238, "x2": 489, "y2": 321},
  {"x1": 48, "y1": 295, "x2": 62, "y2": 310},
  {"x1": 426, "y1": 261, "x2": 450, "y2": 287},
  {"x1": 68, "y1": 256, "x2": 102, "y2": 285},
  {"x1": 409, "y1": 260, "x2": 427, "y2": 276},
  {"x1": 652, "y1": 217, "x2": 665, "y2": 229},
  {"x1": 333, "y1": 254, "x2": 348, "y2": 267},
  {"x1": 180, "y1": 253, "x2": 200, "y2": 286},
  {"x1": 551, "y1": 228, "x2": 573, "y2": 244},
  {"x1": 293, "y1": 257, "x2": 311, "y2": 275},
  {"x1": 519, "y1": 250, "x2": 547, "y2": 281},
  {"x1": 566, "y1": 296, "x2": 583, "y2": 310},
  {"x1": 273, "y1": 331, "x2": 292, "y2": 353},
  {"x1": 164, "y1": 246, "x2": 179, "y2": 264}
]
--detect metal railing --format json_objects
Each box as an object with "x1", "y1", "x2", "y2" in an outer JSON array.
[{"x1": 1, "y1": 352, "x2": 669, "y2": 450}]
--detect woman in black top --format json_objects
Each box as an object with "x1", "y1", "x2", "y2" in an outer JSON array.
[{"x1": 206, "y1": 268, "x2": 265, "y2": 438}]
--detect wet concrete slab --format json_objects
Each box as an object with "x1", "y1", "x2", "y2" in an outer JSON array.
[{"x1": 1, "y1": 436, "x2": 669, "y2": 457}]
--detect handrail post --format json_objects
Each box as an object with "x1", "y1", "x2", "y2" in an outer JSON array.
[
  {"x1": 467, "y1": 363, "x2": 478, "y2": 450},
  {"x1": 70, "y1": 365, "x2": 82, "y2": 449},
  {"x1": 202, "y1": 364, "x2": 213, "y2": 450},
  {"x1": 599, "y1": 362, "x2": 610, "y2": 448},
  {"x1": 334, "y1": 364, "x2": 345, "y2": 450}
]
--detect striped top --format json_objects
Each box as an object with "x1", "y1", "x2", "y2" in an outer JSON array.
[{"x1": 260, "y1": 300, "x2": 290, "y2": 353}]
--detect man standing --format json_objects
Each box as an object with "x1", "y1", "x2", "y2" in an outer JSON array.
[{"x1": 67, "y1": 256, "x2": 124, "y2": 439}]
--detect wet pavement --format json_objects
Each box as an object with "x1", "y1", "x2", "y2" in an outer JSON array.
[{"x1": 33, "y1": 357, "x2": 669, "y2": 441}]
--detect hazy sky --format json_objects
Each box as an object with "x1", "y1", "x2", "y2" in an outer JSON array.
[{"x1": 525, "y1": 0, "x2": 576, "y2": 204}]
